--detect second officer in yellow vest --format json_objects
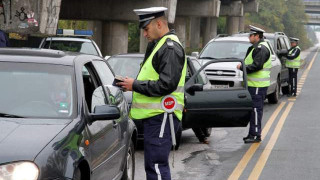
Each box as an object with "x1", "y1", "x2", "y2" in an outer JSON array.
[
  {"x1": 285, "y1": 37, "x2": 301, "y2": 97},
  {"x1": 237, "y1": 25, "x2": 271, "y2": 143},
  {"x1": 117, "y1": 7, "x2": 186, "y2": 180}
]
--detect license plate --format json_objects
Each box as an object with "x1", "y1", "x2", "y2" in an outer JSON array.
[{"x1": 212, "y1": 84, "x2": 229, "y2": 89}]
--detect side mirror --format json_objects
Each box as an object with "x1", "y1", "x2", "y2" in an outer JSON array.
[
  {"x1": 277, "y1": 49, "x2": 288, "y2": 56},
  {"x1": 90, "y1": 105, "x2": 120, "y2": 122},
  {"x1": 185, "y1": 84, "x2": 203, "y2": 95},
  {"x1": 191, "y1": 52, "x2": 199, "y2": 57}
]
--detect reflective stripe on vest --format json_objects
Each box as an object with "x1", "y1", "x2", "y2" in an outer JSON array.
[
  {"x1": 245, "y1": 41, "x2": 271, "y2": 87},
  {"x1": 130, "y1": 34, "x2": 187, "y2": 121},
  {"x1": 285, "y1": 46, "x2": 301, "y2": 69}
]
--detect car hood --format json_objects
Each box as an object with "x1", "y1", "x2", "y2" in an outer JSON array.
[
  {"x1": 203, "y1": 61, "x2": 240, "y2": 70},
  {"x1": 0, "y1": 118, "x2": 68, "y2": 164}
]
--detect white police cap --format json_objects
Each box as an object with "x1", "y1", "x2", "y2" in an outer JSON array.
[
  {"x1": 249, "y1": 25, "x2": 265, "y2": 35},
  {"x1": 133, "y1": 7, "x2": 167, "y2": 29},
  {"x1": 289, "y1": 37, "x2": 299, "y2": 42}
]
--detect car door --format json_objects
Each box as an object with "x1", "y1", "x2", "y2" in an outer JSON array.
[
  {"x1": 277, "y1": 36, "x2": 290, "y2": 85},
  {"x1": 266, "y1": 41, "x2": 281, "y2": 94},
  {"x1": 92, "y1": 60, "x2": 128, "y2": 169},
  {"x1": 81, "y1": 62, "x2": 121, "y2": 180},
  {"x1": 182, "y1": 58, "x2": 253, "y2": 128}
]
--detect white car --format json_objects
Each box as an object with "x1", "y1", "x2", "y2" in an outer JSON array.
[
  {"x1": 194, "y1": 35, "x2": 282, "y2": 104},
  {"x1": 39, "y1": 29, "x2": 103, "y2": 57}
]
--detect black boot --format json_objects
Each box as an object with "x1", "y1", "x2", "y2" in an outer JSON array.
[
  {"x1": 244, "y1": 135, "x2": 261, "y2": 143},
  {"x1": 243, "y1": 134, "x2": 252, "y2": 141}
]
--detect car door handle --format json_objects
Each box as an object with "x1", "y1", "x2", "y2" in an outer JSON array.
[
  {"x1": 238, "y1": 93, "x2": 247, "y2": 98},
  {"x1": 113, "y1": 121, "x2": 118, "y2": 128}
]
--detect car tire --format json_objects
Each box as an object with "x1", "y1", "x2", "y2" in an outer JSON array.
[
  {"x1": 73, "y1": 168, "x2": 81, "y2": 180},
  {"x1": 122, "y1": 140, "x2": 135, "y2": 180},
  {"x1": 268, "y1": 78, "x2": 280, "y2": 104},
  {"x1": 282, "y1": 85, "x2": 289, "y2": 95},
  {"x1": 174, "y1": 125, "x2": 182, "y2": 150},
  {"x1": 203, "y1": 128, "x2": 212, "y2": 137}
]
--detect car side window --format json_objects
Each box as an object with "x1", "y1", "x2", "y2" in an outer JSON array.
[
  {"x1": 283, "y1": 37, "x2": 291, "y2": 50},
  {"x1": 279, "y1": 38, "x2": 286, "y2": 50},
  {"x1": 266, "y1": 42, "x2": 275, "y2": 55},
  {"x1": 277, "y1": 39, "x2": 282, "y2": 50},
  {"x1": 82, "y1": 63, "x2": 108, "y2": 113},
  {"x1": 92, "y1": 61, "x2": 114, "y2": 85}
]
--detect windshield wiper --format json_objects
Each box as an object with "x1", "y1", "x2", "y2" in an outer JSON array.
[
  {"x1": 0, "y1": 113, "x2": 24, "y2": 118},
  {"x1": 199, "y1": 57, "x2": 218, "y2": 60}
]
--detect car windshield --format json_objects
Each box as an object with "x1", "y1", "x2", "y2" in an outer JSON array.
[
  {"x1": 44, "y1": 40, "x2": 99, "y2": 56},
  {"x1": 200, "y1": 41, "x2": 251, "y2": 59},
  {"x1": 108, "y1": 56, "x2": 143, "y2": 78},
  {"x1": 190, "y1": 59, "x2": 208, "y2": 84},
  {"x1": 0, "y1": 62, "x2": 76, "y2": 119}
]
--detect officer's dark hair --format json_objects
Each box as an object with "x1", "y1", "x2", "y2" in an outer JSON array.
[
  {"x1": 258, "y1": 33, "x2": 263, "y2": 39},
  {"x1": 154, "y1": 16, "x2": 168, "y2": 26}
]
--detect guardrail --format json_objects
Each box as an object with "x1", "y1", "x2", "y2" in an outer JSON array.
[{"x1": 304, "y1": 1, "x2": 320, "y2": 6}]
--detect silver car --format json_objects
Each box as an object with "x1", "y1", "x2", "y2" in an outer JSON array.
[{"x1": 194, "y1": 35, "x2": 282, "y2": 104}]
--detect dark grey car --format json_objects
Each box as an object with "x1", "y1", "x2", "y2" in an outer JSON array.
[
  {"x1": 0, "y1": 48, "x2": 137, "y2": 180},
  {"x1": 107, "y1": 54, "x2": 253, "y2": 149}
]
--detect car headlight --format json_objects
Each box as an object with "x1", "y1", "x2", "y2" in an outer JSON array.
[{"x1": 0, "y1": 161, "x2": 39, "y2": 180}]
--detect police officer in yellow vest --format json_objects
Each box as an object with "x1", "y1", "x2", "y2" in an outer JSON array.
[
  {"x1": 237, "y1": 25, "x2": 271, "y2": 143},
  {"x1": 286, "y1": 37, "x2": 301, "y2": 97},
  {"x1": 117, "y1": 7, "x2": 186, "y2": 180}
]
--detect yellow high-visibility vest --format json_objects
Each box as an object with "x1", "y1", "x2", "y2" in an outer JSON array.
[
  {"x1": 245, "y1": 41, "x2": 271, "y2": 87},
  {"x1": 286, "y1": 46, "x2": 301, "y2": 69},
  {"x1": 130, "y1": 34, "x2": 187, "y2": 120}
]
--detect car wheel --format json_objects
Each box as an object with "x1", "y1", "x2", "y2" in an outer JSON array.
[
  {"x1": 73, "y1": 168, "x2": 81, "y2": 180},
  {"x1": 122, "y1": 140, "x2": 135, "y2": 180},
  {"x1": 282, "y1": 85, "x2": 289, "y2": 95},
  {"x1": 268, "y1": 78, "x2": 280, "y2": 104},
  {"x1": 203, "y1": 128, "x2": 212, "y2": 137}
]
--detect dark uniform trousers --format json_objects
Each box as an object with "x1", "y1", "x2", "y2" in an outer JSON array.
[
  {"x1": 143, "y1": 113, "x2": 180, "y2": 180},
  {"x1": 289, "y1": 68, "x2": 298, "y2": 95},
  {"x1": 248, "y1": 87, "x2": 268, "y2": 137}
]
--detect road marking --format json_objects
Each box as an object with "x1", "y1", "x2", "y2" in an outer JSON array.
[
  {"x1": 307, "y1": 48, "x2": 319, "y2": 70},
  {"x1": 227, "y1": 102, "x2": 286, "y2": 180},
  {"x1": 247, "y1": 102, "x2": 294, "y2": 180},
  {"x1": 245, "y1": 49, "x2": 318, "y2": 179}
]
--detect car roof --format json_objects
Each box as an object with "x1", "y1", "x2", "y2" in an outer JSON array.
[
  {"x1": 110, "y1": 53, "x2": 144, "y2": 58},
  {"x1": 210, "y1": 34, "x2": 272, "y2": 43},
  {"x1": 210, "y1": 36, "x2": 250, "y2": 43},
  {"x1": 0, "y1": 48, "x2": 80, "y2": 66},
  {"x1": 44, "y1": 37, "x2": 92, "y2": 42}
]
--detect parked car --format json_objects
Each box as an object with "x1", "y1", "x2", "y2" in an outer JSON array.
[
  {"x1": 233, "y1": 32, "x2": 291, "y2": 94},
  {"x1": 107, "y1": 53, "x2": 253, "y2": 149},
  {"x1": 39, "y1": 29, "x2": 103, "y2": 57},
  {"x1": 0, "y1": 48, "x2": 136, "y2": 180},
  {"x1": 194, "y1": 35, "x2": 282, "y2": 104}
]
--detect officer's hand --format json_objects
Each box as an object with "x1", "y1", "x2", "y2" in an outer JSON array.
[
  {"x1": 237, "y1": 64, "x2": 242, "y2": 70},
  {"x1": 117, "y1": 77, "x2": 134, "y2": 92}
]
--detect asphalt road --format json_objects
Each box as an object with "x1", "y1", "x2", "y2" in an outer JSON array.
[{"x1": 134, "y1": 38, "x2": 320, "y2": 180}]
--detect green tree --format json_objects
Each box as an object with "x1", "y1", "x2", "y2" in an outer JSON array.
[
  {"x1": 128, "y1": 22, "x2": 140, "y2": 53},
  {"x1": 58, "y1": 20, "x2": 87, "y2": 30},
  {"x1": 246, "y1": 0, "x2": 312, "y2": 49}
]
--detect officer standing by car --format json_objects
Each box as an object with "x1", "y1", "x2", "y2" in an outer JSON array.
[
  {"x1": 117, "y1": 7, "x2": 187, "y2": 180},
  {"x1": 286, "y1": 37, "x2": 301, "y2": 97},
  {"x1": 237, "y1": 25, "x2": 271, "y2": 143}
]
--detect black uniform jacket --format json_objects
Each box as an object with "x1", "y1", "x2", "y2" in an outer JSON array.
[
  {"x1": 132, "y1": 30, "x2": 185, "y2": 97},
  {"x1": 286, "y1": 46, "x2": 301, "y2": 60},
  {"x1": 244, "y1": 39, "x2": 271, "y2": 74}
]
